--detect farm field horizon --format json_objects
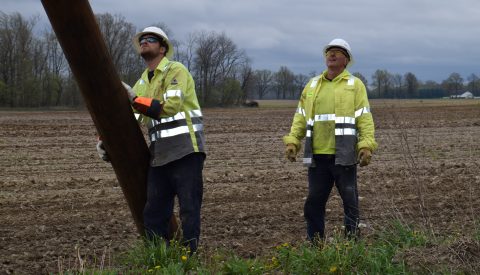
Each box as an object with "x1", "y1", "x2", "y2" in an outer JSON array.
[{"x1": 1, "y1": 99, "x2": 479, "y2": 273}]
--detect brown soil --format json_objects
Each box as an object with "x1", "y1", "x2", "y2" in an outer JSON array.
[{"x1": 1, "y1": 99, "x2": 480, "y2": 273}]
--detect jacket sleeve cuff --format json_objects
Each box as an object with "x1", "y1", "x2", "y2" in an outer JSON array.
[
  {"x1": 283, "y1": 136, "x2": 301, "y2": 151},
  {"x1": 357, "y1": 140, "x2": 378, "y2": 152}
]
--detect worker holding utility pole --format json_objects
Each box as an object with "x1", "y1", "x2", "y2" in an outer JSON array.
[
  {"x1": 97, "y1": 26, "x2": 206, "y2": 252},
  {"x1": 283, "y1": 38, "x2": 377, "y2": 242}
]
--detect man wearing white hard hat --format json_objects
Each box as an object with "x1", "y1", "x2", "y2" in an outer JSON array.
[
  {"x1": 283, "y1": 38, "x2": 377, "y2": 241},
  {"x1": 97, "y1": 26, "x2": 206, "y2": 252}
]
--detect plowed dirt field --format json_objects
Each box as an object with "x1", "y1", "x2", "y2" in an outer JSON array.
[{"x1": 1, "y1": 99, "x2": 480, "y2": 273}]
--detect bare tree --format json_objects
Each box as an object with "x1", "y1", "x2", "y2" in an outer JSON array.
[
  {"x1": 175, "y1": 33, "x2": 196, "y2": 71},
  {"x1": 404, "y1": 72, "x2": 419, "y2": 98},
  {"x1": 372, "y1": 69, "x2": 392, "y2": 98},
  {"x1": 193, "y1": 31, "x2": 217, "y2": 105},
  {"x1": 40, "y1": 30, "x2": 69, "y2": 106},
  {"x1": 274, "y1": 66, "x2": 295, "y2": 99},
  {"x1": 442, "y1": 72, "x2": 464, "y2": 96},
  {"x1": 293, "y1": 73, "x2": 308, "y2": 99},
  {"x1": 391, "y1": 73, "x2": 403, "y2": 98},
  {"x1": 216, "y1": 34, "x2": 247, "y2": 83},
  {"x1": 352, "y1": 72, "x2": 369, "y2": 95},
  {"x1": 467, "y1": 73, "x2": 479, "y2": 96},
  {"x1": 236, "y1": 59, "x2": 254, "y2": 104},
  {"x1": 96, "y1": 13, "x2": 142, "y2": 83},
  {"x1": 308, "y1": 71, "x2": 318, "y2": 78},
  {"x1": 193, "y1": 31, "x2": 247, "y2": 106},
  {"x1": 0, "y1": 12, "x2": 36, "y2": 107},
  {"x1": 253, "y1": 69, "x2": 273, "y2": 99}
]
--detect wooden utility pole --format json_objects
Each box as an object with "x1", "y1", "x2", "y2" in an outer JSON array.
[{"x1": 41, "y1": 0, "x2": 177, "y2": 236}]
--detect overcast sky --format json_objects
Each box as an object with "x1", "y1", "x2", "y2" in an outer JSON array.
[{"x1": 3, "y1": 0, "x2": 480, "y2": 83}]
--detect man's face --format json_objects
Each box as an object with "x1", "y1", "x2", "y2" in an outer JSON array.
[
  {"x1": 139, "y1": 35, "x2": 166, "y2": 60},
  {"x1": 324, "y1": 47, "x2": 349, "y2": 69}
]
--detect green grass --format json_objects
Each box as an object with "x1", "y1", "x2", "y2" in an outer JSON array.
[
  {"x1": 370, "y1": 98, "x2": 480, "y2": 108},
  {"x1": 62, "y1": 220, "x2": 462, "y2": 274},
  {"x1": 255, "y1": 99, "x2": 298, "y2": 108},
  {"x1": 254, "y1": 98, "x2": 480, "y2": 109}
]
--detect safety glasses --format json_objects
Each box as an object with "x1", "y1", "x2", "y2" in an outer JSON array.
[
  {"x1": 325, "y1": 49, "x2": 347, "y2": 58},
  {"x1": 139, "y1": 36, "x2": 160, "y2": 45}
]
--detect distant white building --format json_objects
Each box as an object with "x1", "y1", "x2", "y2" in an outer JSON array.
[{"x1": 450, "y1": 91, "x2": 474, "y2": 99}]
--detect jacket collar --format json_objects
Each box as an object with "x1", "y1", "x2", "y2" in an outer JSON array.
[
  {"x1": 155, "y1": 57, "x2": 171, "y2": 73},
  {"x1": 142, "y1": 57, "x2": 171, "y2": 81},
  {"x1": 321, "y1": 69, "x2": 351, "y2": 82}
]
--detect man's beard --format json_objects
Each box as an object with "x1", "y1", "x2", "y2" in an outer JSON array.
[{"x1": 140, "y1": 51, "x2": 158, "y2": 61}]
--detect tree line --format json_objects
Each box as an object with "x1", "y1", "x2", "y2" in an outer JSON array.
[{"x1": 1, "y1": 11, "x2": 479, "y2": 108}]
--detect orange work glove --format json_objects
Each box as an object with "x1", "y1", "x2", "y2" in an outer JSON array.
[
  {"x1": 357, "y1": 148, "x2": 372, "y2": 167},
  {"x1": 285, "y1": 144, "x2": 297, "y2": 162}
]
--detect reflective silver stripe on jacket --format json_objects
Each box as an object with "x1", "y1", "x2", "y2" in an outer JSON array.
[
  {"x1": 148, "y1": 110, "x2": 202, "y2": 126},
  {"x1": 189, "y1": 109, "x2": 203, "y2": 117},
  {"x1": 305, "y1": 119, "x2": 314, "y2": 137},
  {"x1": 297, "y1": 107, "x2": 306, "y2": 117},
  {"x1": 335, "y1": 128, "x2": 356, "y2": 135},
  {"x1": 303, "y1": 118, "x2": 315, "y2": 166},
  {"x1": 335, "y1": 116, "x2": 355, "y2": 124},
  {"x1": 159, "y1": 112, "x2": 186, "y2": 124},
  {"x1": 312, "y1": 114, "x2": 356, "y2": 136},
  {"x1": 347, "y1": 76, "x2": 355, "y2": 86},
  {"x1": 151, "y1": 124, "x2": 204, "y2": 140},
  {"x1": 303, "y1": 157, "x2": 314, "y2": 165},
  {"x1": 310, "y1": 77, "x2": 320, "y2": 88},
  {"x1": 310, "y1": 107, "x2": 369, "y2": 137},
  {"x1": 314, "y1": 114, "x2": 336, "y2": 122},
  {"x1": 314, "y1": 114, "x2": 355, "y2": 123},
  {"x1": 355, "y1": 106, "x2": 370, "y2": 118},
  {"x1": 163, "y1": 89, "x2": 183, "y2": 101},
  {"x1": 148, "y1": 109, "x2": 203, "y2": 141}
]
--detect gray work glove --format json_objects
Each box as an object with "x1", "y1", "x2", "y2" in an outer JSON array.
[
  {"x1": 122, "y1": 81, "x2": 136, "y2": 104},
  {"x1": 96, "y1": 140, "x2": 110, "y2": 162}
]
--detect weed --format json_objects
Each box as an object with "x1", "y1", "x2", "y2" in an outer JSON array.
[{"x1": 119, "y1": 236, "x2": 200, "y2": 273}]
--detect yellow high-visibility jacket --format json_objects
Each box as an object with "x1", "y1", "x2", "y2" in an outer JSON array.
[
  {"x1": 133, "y1": 57, "x2": 205, "y2": 167},
  {"x1": 283, "y1": 69, "x2": 377, "y2": 166}
]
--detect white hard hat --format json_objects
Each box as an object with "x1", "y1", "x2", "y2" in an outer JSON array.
[
  {"x1": 133, "y1": 26, "x2": 174, "y2": 59},
  {"x1": 323, "y1": 38, "x2": 354, "y2": 67}
]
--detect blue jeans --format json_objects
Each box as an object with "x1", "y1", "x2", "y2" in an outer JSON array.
[
  {"x1": 143, "y1": 153, "x2": 205, "y2": 251},
  {"x1": 304, "y1": 154, "x2": 359, "y2": 241}
]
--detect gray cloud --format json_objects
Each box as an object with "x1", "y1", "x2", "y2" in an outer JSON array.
[{"x1": 3, "y1": 0, "x2": 480, "y2": 82}]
